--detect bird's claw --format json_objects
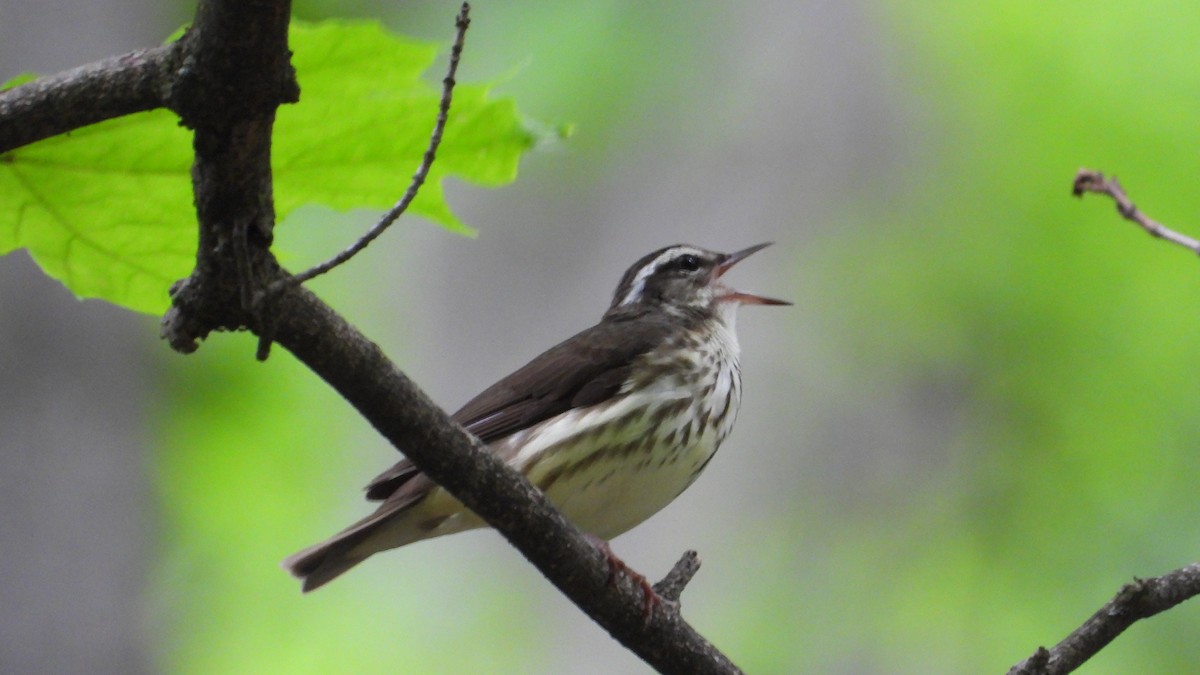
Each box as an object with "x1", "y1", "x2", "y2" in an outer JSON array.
[{"x1": 586, "y1": 534, "x2": 671, "y2": 620}]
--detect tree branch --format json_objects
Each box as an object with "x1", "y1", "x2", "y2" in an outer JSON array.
[
  {"x1": 160, "y1": 0, "x2": 299, "y2": 354},
  {"x1": 243, "y1": 281, "x2": 740, "y2": 673},
  {"x1": 1072, "y1": 168, "x2": 1200, "y2": 254},
  {"x1": 153, "y1": 2, "x2": 741, "y2": 673},
  {"x1": 1007, "y1": 563, "x2": 1200, "y2": 675},
  {"x1": 0, "y1": 43, "x2": 181, "y2": 154}
]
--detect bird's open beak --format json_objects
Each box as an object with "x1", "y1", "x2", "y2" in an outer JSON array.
[{"x1": 715, "y1": 243, "x2": 792, "y2": 306}]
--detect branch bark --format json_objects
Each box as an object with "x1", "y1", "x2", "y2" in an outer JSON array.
[
  {"x1": 1008, "y1": 563, "x2": 1200, "y2": 675},
  {"x1": 0, "y1": 1, "x2": 741, "y2": 672},
  {"x1": 0, "y1": 43, "x2": 181, "y2": 154}
]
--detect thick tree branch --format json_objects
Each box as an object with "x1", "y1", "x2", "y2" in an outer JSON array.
[
  {"x1": 161, "y1": 0, "x2": 299, "y2": 354},
  {"x1": 1072, "y1": 169, "x2": 1200, "y2": 254},
  {"x1": 1007, "y1": 563, "x2": 1200, "y2": 675},
  {"x1": 244, "y1": 281, "x2": 740, "y2": 673},
  {"x1": 155, "y1": 1, "x2": 741, "y2": 673},
  {"x1": 0, "y1": 43, "x2": 180, "y2": 154}
]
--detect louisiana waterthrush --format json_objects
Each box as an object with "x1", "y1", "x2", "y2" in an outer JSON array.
[{"x1": 285, "y1": 243, "x2": 788, "y2": 591}]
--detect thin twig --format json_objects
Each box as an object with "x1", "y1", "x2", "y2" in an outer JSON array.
[
  {"x1": 1007, "y1": 562, "x2": 1200, "y2": 675},
  {"x1": 262, "y1": 1, "x2": 470, "y2": 300},
  {"x1": 1072, "y1": 169, "x2": 1200, "y2": 254},
  {"x1": 653, "y1": 550, "x2": 702, "y2": 604}
]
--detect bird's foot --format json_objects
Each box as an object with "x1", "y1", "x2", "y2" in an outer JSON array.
[{"x1": 585, "y1": 534, "x2": 673, "y2": 620}]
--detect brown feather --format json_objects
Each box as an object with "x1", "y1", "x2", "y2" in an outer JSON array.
[
  {"x1": 283, "y1": 478, "x2": 432, "y2": 590},
  {"x1": 362, "y1": 307, "x2": 686, "y2": 502}
]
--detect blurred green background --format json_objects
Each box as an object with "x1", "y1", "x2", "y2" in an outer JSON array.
[{"x1": 3, "y1": 1, "x2": 1200, "y2": 673}]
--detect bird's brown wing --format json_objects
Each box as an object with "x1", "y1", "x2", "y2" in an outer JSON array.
[{"x1": 363, "y1": 309, "x2": 677, "y2": 501}]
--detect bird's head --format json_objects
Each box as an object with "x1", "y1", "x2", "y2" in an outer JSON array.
[{"x1": 607, "y1": 243, "x2": 790, "y2": 319}]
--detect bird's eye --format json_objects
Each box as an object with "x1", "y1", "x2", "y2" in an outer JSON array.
[{"x1": 676, "y1": 254, "x2": 700, "y2": 272}]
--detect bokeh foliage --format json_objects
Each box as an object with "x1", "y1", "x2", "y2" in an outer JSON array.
[{"x1": 770, "y1": 2, "x2": 1200, "y2": 672}]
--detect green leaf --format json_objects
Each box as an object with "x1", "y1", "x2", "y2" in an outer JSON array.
[
  {"x1": 0, "y1": 20, "x2": 541, "y2": 314},
  {"x1": 0, "y1": 111, "x2": 195, "y2": 311}
]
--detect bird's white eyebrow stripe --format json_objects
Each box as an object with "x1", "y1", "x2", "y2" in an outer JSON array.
[{"x1": 617, "y1": 246, "x2": 706, "y2": 307}]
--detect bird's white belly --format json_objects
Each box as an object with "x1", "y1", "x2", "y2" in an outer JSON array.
[
  {"x1": 510, "y1": 356, "x2": 742, "y2": 539},
  {"x1": 539, "y1": 416, "x2": 721, "y2": 539}
]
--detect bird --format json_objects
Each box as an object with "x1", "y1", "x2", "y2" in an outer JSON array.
[{"x1": 284, "y1": 243, "x2": 788, "y2": 592}]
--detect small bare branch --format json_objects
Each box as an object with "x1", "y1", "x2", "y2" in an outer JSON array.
[
  {"x1": 1007, "y1": 562, "x2": 1200, "y2": 675},
  {"x1": 654, "y1": 550, "x2": 702, "y2": 604},
  {"x1": 1072, "y1": 169, "x2": 1200, "y2": 255},
  {"x1": 266, "y1": 1, "x2": 471, "y2": 296}
]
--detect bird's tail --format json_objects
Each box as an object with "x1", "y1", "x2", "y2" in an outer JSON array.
[
  {"x1": 282, "y1": 523, "x2": 377, "y2": 593},
  {"x1": 283, "y1": 497, "x2": 423, "y2": 592},
  {"x1": 283, "y1": 488, "x2": 473, "y2": 592}
]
